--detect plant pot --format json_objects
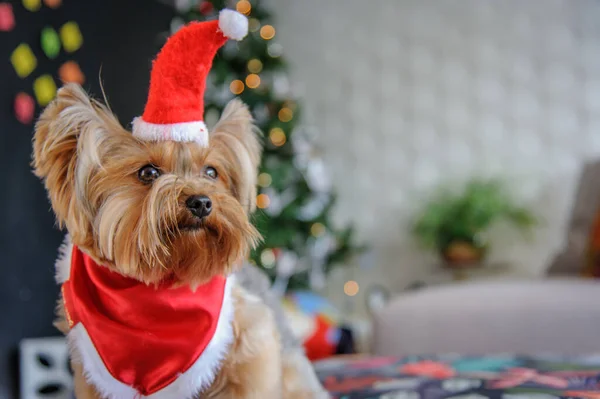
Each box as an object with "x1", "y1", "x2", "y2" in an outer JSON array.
[{"x1": 440, "y1": 240, "x2": 486, "y2": 269}]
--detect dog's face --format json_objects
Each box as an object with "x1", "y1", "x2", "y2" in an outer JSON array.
[{"x1": 33, "y1": 84, "x2": 261, "y2": 286}]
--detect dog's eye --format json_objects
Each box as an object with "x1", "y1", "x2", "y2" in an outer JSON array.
[
  {"x1": 204, "y1": 166, "x2": 218, "y2": 180},
  {"x1": 138, "y1": 165, "x2": 161, "y2": 184}
]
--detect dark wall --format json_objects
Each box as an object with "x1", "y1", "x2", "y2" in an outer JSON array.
[{"x1": 0, "y1": 1, "x2": 174, "y2": 396}]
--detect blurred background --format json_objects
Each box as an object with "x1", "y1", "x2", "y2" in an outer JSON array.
[{"x1": 2, "y1": 0, "x2": 600, "y2": 398}]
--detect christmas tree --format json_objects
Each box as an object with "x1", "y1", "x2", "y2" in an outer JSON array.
[{"x1": 166, "y1": 0, "x2": 361, "y2": 293}]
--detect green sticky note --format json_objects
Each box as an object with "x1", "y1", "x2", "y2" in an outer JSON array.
[{"x1": 41, "y1": 27, "x2": 61, "y2": 59}]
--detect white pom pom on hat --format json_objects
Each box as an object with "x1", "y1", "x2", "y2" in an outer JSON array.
[{"x1": 219, "y1": 9, "x2": 249, "y2": 40}]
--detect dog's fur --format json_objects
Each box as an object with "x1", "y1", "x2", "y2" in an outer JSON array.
[{"x1": 32, "y1": 83, "x2": 328, "y2": 398}]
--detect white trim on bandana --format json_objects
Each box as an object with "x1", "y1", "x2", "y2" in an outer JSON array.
[
  {"x1": 66, "y1": 276, "x2": 235, "y2": 399},
  {"x1": 132, "y1": 117, "x2": 209, "y2": 146}
]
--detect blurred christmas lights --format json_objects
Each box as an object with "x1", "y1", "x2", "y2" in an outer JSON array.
[
  {"x1": 260, "y1": 249, "x2": 276, "y2": 268},
  {"x1": 269, "y1": 127, "x2": 286, "y2": 146},
  {"x1": 229, "y1": 79, "x2": 244, "y2": 95},
  {"x1": 257, "y1": 193, "x2": 270, "y2": 209},
  {"x1": 248, "y1": 18, "x2": 260, "y2": 32},
  {"x1": 278, "y1": 107, "x2": 293, "y2": 122},
  {"x1": 247, "y1": 59, "x2": 263, "y2": 73},
  {"x1": 260, "y1": 24, "x2": 275, "y2": 40},
  {"x1": 258, "y1": 173, "x2": 272, "y2": 187},
  {"x1": 310, "y1": 222, "x2": 325, "y2": 237},
  {"x1": 245, "y1": 73, "x2": 260, "y2": 89},
  {"x1": 344, "y1": 280, "x2": 359, "y2": 296},
  {"x1": 236, "y1": 0, "x2": 251, "y2": 15}
]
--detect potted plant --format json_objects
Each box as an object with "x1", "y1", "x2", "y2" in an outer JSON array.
[{"x1": 411, "y1": 179, "x2": 538, "y2": 268}]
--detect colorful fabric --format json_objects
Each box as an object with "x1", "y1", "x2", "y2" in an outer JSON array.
[{"x1": 315, "y1": 354, "x2": 600, "y2": 399}]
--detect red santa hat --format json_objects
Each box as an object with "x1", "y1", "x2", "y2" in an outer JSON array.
[{"x1": 132, "y1": 9, "x2": 248, "y2": 146}]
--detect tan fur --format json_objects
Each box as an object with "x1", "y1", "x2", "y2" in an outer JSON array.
[{"x1": 33, "y1": 84, "x2": 325, "y2": 398}]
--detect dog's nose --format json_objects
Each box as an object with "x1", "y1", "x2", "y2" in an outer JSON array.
[{"x1": 186, "y1": 195, "x2": 212, "y2": 218}]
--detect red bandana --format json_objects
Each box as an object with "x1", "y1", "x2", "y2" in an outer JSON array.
[{"x1": 61, "y1": 245, "x2": 233, "y2": 399}]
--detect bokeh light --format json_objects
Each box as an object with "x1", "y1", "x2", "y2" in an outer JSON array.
[
  {"x1": 344, "y1": 280, "x2": 360, "y2": 296},
  {"x1": 258, "y1": 172, "x2": 272, "y2": 187},
  {"x1": 257, "y1": 193, "x2": 270, "y2": 209},
  {"x1": 260, "y1": 249, "x2": 275, "y2": 268},
  {"x1": 229, "y1": 79, "x2": 244, "y2": 95},
  {"x1": 236, "y1": 0, "x2": 251, "y2": 15},
  {"x1": 269, "y1": 127, "x2": 286, "y2": 146},
  {"x1": 278, "y1": 107, "x2": 293, "y2": 122},
  {"x1": 310, "y1": 222, "x2": 325, "y2": 237},
  {"x1": 260, "y1": 24, "x2": 276, "y2": 40},
  {"x1": 247, "y1": 58, "x2": 263, "y2": 73},
  {"x1": 245, "y1": 73, "x2": 261, "y2": 89}
]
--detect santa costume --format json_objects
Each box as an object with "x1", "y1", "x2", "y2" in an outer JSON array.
[{"x1": 58, "y1": 9, "x2": 248, "y2": 399}]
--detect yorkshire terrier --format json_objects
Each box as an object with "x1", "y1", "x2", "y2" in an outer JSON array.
[{"x1": 32, "y1": 9, "x2": 328, "y2": 399}]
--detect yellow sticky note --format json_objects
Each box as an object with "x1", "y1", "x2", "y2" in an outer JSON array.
[
  {"x1": 34, "y1": 75, "x2": 57, "y2": 106},
  {"x1": 22, "y1": 0, "x2": 41, "y2": 12},
  {"x1": 11, "y1": 44, "x2": 37, "y2": 78},
  {"x1": 60, "y1": 21, "x2": 83, "y2": 53}
]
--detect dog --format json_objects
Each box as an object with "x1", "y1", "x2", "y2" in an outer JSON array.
[{"x1": 32, "y1": 83, "x2": 328, "y2": 398}]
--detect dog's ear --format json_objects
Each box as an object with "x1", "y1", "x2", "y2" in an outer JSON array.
[
  {"x1": 32, "y1": 83, "x2": 121, "y2": 231},
  {"x1": 211, "y1": 99, "x2": 262, "y2": 213}
]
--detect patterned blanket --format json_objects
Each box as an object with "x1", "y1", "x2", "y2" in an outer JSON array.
[{"x1": 314, "y1": 354, "x2": 600, "y2": 399}]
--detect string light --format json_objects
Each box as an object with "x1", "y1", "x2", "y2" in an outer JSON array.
[
  {"x1": 229, "y1": 79, "x2": 244, "y2": 95},
  {"x1": 260, "y1": 24, "x2": 276, "y2": 40},
  {"x1": 258, "y1": 173, "x2": 272, "y2": 187},
  {"x1": 269, "y1": 127, "x2": 286, "y2": 147},
  {"x1": 310, "y1": 222, "x2": 325, "y2": 237},
  {"x1": 245, "y1": 73, "x2": 261, "y2": 89},
  {"x1": 236, "y1": 0, "x2": 251, "y2": 15},
  {"x1": 267, "y1": 43, "x2": 283, "y2": 58},
  {"x1": 278, "y1": 107, "x2": 293, "y2": 122},
  {"x1": 344, "y1": 280, "x2": 359, "y2": 296},
  {"x1": 256, "y1": 193, "x2": 270, "y2": 209},
  {"x1": 260, "y1": 249, "x2": 276, "y2": 268},
  {"x1": 249, "y1": 18, "x2": 261, "y2": 32},
  {"x1": 247, "y1": 59, "x2": 263, "y2": 73}
]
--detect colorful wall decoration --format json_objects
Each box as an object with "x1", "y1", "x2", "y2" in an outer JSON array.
[{"x1": 3, "y1": 0, "x2": 85, "y2": 124}]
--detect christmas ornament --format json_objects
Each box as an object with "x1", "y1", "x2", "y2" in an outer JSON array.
[
  {"x1": 0, "y1": 3, "x2": 15, "y2": 32},
  {"x1": 41, "y1": 26, "x2": 61, "y2": 59},
  {"x1": 11, "y1": 44, "x2": 37, "y2": 78},
  {"x1": 59, "y1": 61, "x2": 85, "y2": 84},
  {"x1": 33, "y1": 74, "x2": 57, "y2": 106},
  {"x1": 60, "y1": 21, "x2": 83, "y2": 53},
  {"x1": 132, "y1": 9, "x2": 248, "y2": 145},
  {"x1": 22, "y1": 0, "x2": 41, "y2": 12},
  {"x1": 14, "y1": 92, "x2": 35, "y2": 124},
  {"x1": 43, "y1": 0, "x2": 62, "y2": 9},
  {"x1": 198, "y1": 1, "x2": 213, "y2": 16}
]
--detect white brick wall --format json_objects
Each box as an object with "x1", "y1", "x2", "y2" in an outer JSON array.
[{"x1": 269, "y1": 0, "x2": 600, "y2": 311}]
